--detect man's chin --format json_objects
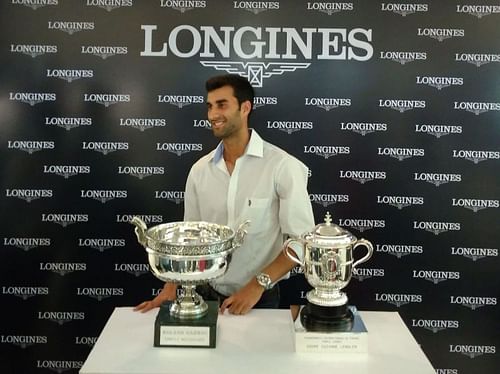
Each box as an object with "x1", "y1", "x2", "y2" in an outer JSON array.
[{"x1": 212, "y1": 128, "x2": 227, "y2": 139}]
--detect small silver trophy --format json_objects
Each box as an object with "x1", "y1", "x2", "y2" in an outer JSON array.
[
  {"x1": 131, "y1": 216, "x2": 249, "y2": 347},
  {"x1": 283, "y1": 212, "x2": 373, "y2": 332}
]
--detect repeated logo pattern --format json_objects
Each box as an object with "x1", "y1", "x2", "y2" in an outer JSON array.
[{"x1": 1, "y1": 1, "x2": 498, "y2": 374}]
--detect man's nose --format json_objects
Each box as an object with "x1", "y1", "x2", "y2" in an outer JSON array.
[{"x1": 208, "y1": 108, "x2": 220, "y2": 120}]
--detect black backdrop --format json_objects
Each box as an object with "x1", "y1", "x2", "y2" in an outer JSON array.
[{"x1": 0, "y1": 1, "x2": 499, "y2": 373}]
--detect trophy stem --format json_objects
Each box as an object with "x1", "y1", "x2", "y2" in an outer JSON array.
[{"x1": 170, "y1": 284, "x2": 209, "y2": 319}]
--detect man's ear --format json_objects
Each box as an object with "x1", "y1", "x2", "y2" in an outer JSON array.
[{"x1": 241, "y1": 100, "x2": 252, "y2": 116}]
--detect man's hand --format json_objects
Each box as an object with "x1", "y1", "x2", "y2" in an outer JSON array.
[
  {"x1": 134, "y1": 283, "x2": 177, "y2": 313},
  {"x1": 220, "y1": 278, "x2": 264, "y2": 315}
]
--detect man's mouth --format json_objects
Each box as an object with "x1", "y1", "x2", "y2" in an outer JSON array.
[{"x1": 211, "y1": 120, "x2": 224, "y2": 129}]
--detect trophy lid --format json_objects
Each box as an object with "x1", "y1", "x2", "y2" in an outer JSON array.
[{"x1": 308, "y1": 212, "x2": 357, "y2": 246}]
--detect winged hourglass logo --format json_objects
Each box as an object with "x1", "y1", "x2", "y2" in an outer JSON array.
[{"x1": 200, "y1": 61, "x2": 310, "y2": 87}]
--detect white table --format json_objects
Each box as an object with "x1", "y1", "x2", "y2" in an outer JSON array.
[{"x1": 80, "y1": 307, "x2": 435, "y2": 374}]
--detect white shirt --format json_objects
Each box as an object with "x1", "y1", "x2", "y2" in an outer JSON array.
[{"x1": 184, "y1": 129, "x2": 315, "y2": 295}]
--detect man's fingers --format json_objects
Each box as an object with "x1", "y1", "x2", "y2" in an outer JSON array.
[
  {"x1": 141, "y1": 303, "x2": 153, "y2": 313},
  {"x1": 219, "y1": 296, "x2": 233, "y2": 314},
  {"x1": 133, "y1": 302, "x2": 147, "y2": 311},
  {"x1": 133, "y1": 301, "x2": 154, "y2": 313},
  {"x1": 227, "y1": 300, "x2": 251, "y2": 315}
]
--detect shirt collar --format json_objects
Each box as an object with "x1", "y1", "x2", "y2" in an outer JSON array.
[{"x1": 211, "y1": 129, "x2": 263, "y2": 163}]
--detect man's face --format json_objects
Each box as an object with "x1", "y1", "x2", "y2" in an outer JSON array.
[{"x1": 206, "y1": 85, "x2": 247, "y2": 139}]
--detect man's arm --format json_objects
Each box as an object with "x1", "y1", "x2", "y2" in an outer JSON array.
[
  {"x1": 183, "y1": 165, "x2": 201, "y2": 221},
  {"x1": 219, "y1": 250, "x2": 297, "y2": 315},
  {"x1": 221, "y1": 156, "x2": 314, "y2": 315}
]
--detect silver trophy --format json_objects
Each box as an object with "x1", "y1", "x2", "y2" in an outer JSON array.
[
  {"x1": 131, "y1": 216, "x2": 249, "y2": 347},
  {"x1": 283, "y1": 212, "x2": 373, "y2": 331}
]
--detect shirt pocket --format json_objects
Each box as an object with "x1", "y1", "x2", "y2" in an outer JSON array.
[{"x1": 242, "y1": 198, "x2": 271, "y2": 234}]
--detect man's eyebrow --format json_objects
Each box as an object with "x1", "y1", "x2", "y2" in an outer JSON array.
[{"x1": 206, "y1": 99, "x2": 228, "y2": 106}]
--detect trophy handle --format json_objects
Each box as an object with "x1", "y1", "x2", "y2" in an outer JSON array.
[
  {"x1": 234, "y1": 220, "x2": 251, "y2": 248},
  {"x1": 282, "y1": 238, "x2": 305, "y2": 266},
  {"x1": 130, "y1": 216, "x2": 148, "y2": 247},
  {"x1": 352, "y1": 239, "x2": 374, "y2": 268}
]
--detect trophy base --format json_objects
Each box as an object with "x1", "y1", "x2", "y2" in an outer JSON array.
[
  {"x1": 300, "y1": 302, "x2": 354, "y2": 332},
  {"x1": 293, "y1": 305, "x2": 368, "y2": 353},
  {"x1": 154, "y1": 300, "x2": 218, "y2": 348}
]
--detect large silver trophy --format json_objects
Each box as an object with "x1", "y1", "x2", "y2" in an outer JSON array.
[
  {"x1": 283, "y1": 212, "x2": 373, "y2": 332},
  {"x1": 131, "y1": 216, "x2": 249, "y2": 347}
]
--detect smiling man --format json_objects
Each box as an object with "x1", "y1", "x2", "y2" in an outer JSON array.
[{"x1": 135, "y1": 74, "x2": 314, "y2": 315}]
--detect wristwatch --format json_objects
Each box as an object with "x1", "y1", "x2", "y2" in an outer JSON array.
[{"x1": 256, "y1": 273, "x2": 273, "y2": 290}]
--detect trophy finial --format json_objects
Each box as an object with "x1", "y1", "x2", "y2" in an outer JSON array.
[{"x1": 324, "y1": 211, "x2": 332, "y2": 225}]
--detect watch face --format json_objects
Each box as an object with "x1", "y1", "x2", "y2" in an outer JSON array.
[{"x1": 257, "y1": 273, "x2": 272, "y2": 289}]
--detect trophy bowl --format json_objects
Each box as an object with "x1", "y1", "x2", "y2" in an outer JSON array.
[
  {"x1": 131, "y1": 216, "x2": 250, "y2": 319},
  {"x1": 284, "y1": 212, "x2": 372, "y2": 307},
  {"x1": 283, "y1": 212, "x2": 373, "y2": 332}
]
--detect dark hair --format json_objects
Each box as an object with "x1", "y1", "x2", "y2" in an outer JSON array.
[{"x1": 205, "y1": 74, "x2": 255, "y2": 108}]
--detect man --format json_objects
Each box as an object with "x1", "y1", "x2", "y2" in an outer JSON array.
[{"x1": 135, "y1": 74, "x2": 314, "y2": 315}]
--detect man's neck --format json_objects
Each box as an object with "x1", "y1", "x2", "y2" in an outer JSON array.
[{"x1": 222, "y1": 129, "x2": 251, "y2": 165}]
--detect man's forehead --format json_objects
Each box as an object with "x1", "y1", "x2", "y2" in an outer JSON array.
[{"x1": 206, "y1": 85, "x2": 236, "y2": 103}]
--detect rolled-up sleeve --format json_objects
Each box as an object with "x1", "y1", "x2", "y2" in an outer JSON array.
[
  {"x1": 183, "y1": 166, "x2": 201, "y2": 221},
  {"x1": 276, "y1": 156, "x2": 315, "y2": 250}
]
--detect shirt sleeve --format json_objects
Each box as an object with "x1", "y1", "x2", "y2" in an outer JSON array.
[
  {"x1": 275, "y1": 155, "x2": 315, "y2": 259},
  {"x1": 183, "y1": 166, "x2": 202, "y2": 221}
]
